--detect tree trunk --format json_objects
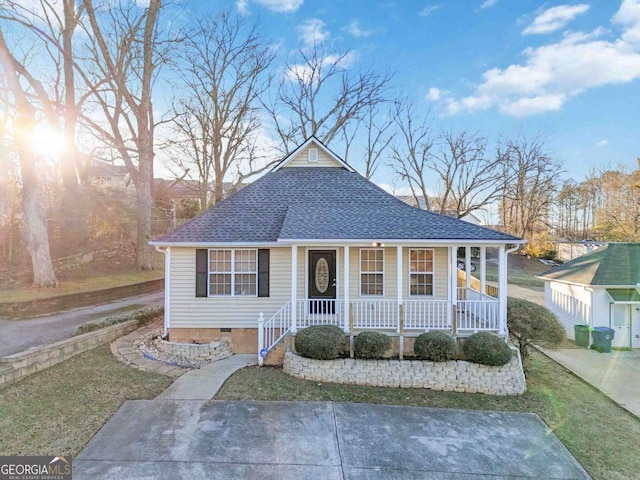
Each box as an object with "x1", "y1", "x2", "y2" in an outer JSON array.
[{"x1": 18, "y1": 113, "x2": 58, "y2": 287}]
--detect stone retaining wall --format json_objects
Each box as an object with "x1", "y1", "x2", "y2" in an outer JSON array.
[
  {"x1": 283, "y1": 351, "x2": 526, "y2": 396},
  {"x1": 0, "y1": 279, "x2": 163, "y2": 319},
  {"x1": 152, "y1": 338, "x2": 232, "y2": 365},
  {"x1": 0, "y1": 319, "x2": 140, "y2": 388}
]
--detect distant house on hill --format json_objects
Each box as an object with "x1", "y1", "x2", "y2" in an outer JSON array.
[
  {"x1": 552, "y1": 239, "x2": 606, "y2": 262},
  {"x1": 85, "y1": 160, "x2": 129, "y2": 188}
]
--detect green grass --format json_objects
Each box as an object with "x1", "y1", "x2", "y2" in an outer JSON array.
[
  {"x1": 0, "y1": 345, "x2": 172, "y2": 457},
  {"x1": 0, "y1": 254, "x2": 164, "y2": 303},
  {"x1": 475, "y1": 255, "x2": 548, "y2": 288},
  {"x1": 216, "y1": 351, "x2": 640, "y2": 480}
]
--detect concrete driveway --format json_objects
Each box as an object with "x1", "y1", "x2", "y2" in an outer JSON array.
[
  {"x1": 541, "y1": 347, "x2": 640, "y2": 419},
  {"x1": 75, "y1": 400, "x2": 589, "y2": 479}
]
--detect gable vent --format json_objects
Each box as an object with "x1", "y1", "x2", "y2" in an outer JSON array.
[{"x1": 308, "y1": 148, "x2": 318, "y2": 163}]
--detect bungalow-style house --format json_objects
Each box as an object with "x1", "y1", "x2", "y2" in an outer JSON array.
[
  {"x1": 539, "y1": 243, "x2": 640, "y2": 349},
  {"x1": 150, "y1": 137, "x2": 523, "y2": 363}
]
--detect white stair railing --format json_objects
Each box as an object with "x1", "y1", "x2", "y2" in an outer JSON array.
[{"x1": 257, "y1": 301, "x2": 292, "y2": 366}]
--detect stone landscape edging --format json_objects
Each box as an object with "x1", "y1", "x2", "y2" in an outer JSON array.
[
  {"x1": 0, "y1": 319, "x2": 140, "y2": 388},
  {"x1": 283, "y1": 350, "x2": 526, "y2": 396},
  {"x1": 151, "y1": 338, "x2": 233, "y2": 366}
]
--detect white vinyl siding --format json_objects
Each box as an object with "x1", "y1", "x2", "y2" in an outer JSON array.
[
  {"x1": 284, "y1": 145, "x2": 342, "y2": 168},
  {"x1": 169, "y1": 247, "x2": 291, "y2": 328},
  {"x1": 544, "y1": 281, "x2": 592, "y2": 338},
  {"x1": 409, "y1": 249, "x2": 434, "y2": 296},
  {"x1": 360, "y1": 248, "x2": 384, "y2": 296}
]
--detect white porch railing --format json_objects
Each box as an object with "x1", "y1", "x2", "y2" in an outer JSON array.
[
  {"x1": 296, "y1": 299, "x2": 342, "y2": 327},
  {"x1": 258, "y1": 292, "x2": 501, "y2": 364},
  {"x1": 457, "y1": 298, "x2": 499, "y2": 332},
  {"x1": 404, "y1": 300, "x2": 450, "y2": 330},
  {"x1": 257, "y1": 301, "x2": 291, "y2": 366},
  {"x1": 351, "y1": 299, "x2": 398, "y2": 329}
]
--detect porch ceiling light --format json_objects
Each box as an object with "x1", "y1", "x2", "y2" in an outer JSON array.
[{"x1": 372, "y1": 242, "x2": 385, "y2": 247}]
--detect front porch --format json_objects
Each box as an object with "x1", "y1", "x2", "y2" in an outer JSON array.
[{"x1": 258, "y1": 243, "x2": 514, "y2": 364}]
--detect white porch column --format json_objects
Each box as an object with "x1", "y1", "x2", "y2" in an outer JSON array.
[
  {"x1": 291, "y1": 244, "x2": 297, "y2": 333},
  {"x1": 449, "y1": 246, "x2": 456, "y2": 332},
  {"x1": 498, "y1": 245, "x2": 507, "y2": 335},
  {"x1": 480, "y1": 246, "x2": 487, "y2": 296},
  {"x1": 397, "y1": 246, "x2": 403, "y2": 333},
  {"x1": 465, "y1": 246, "x2": 471, "y2": 289},
  {"x1": 343, "y1": 245, "x2": 350, "y2": 332}
]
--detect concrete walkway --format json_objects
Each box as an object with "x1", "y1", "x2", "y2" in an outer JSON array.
[
  {"x1": 74, "y1": 400, "x2": 590, "y2": 479},
  {"x1": 0, "y1": 291, "x2": 163, "y2": 357},
  {"x1": 156, "y1": 354, "x2": 257, "y2": 400},
  {"x1": 540, "y1": 347, "x2": 640, "y2": 419}
]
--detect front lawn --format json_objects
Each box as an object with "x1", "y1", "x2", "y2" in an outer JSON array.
[
  {"x1": 216, "y1": 351, "x2": 640, "y2": 480},
  {"x1": 0, "y1": 345, "x2": 172, "y2": 456},
  {"x1": 475, "y1": 254, "x2": 548, "y2": 288}
]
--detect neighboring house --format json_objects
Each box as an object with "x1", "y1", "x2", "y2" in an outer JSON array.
[
  {"x1": 538, "y1": 243, "x2": 640, "y2": 349},
  {"x1": 150, "y1": 137, "x2": 524, "y2": 363},
  {"x1": 86, "y1": 160, "x2": 129, "y2": 188},
  {"x1": 553, "y1": 239, "x2": 606, "y2": 262},
  {"x1": 397, "y1": 195, "x2": 485, "y2": 225}
]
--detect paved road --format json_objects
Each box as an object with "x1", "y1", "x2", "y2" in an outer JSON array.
[
  {"x1": 75, "y1": 400, "x2": 590, "y2": 479},
  {"x1": 0, "y1": 291, "x2": 164, "y2": 357}
]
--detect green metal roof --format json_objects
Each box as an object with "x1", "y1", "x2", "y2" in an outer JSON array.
[
  {"x1": 606, "y1": 288, "x2": 640, "y2": 302},
  {"x1": 539, "y1": 243, "x2": 640, "y2": 286}
]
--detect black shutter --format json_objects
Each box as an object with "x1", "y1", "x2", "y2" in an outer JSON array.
[
  {"x1": 258, "y1": 249, "x2": 270, "y2": 297},
  {"x1": 196, "y1": 249, "x2": 208, "y2": 297}
]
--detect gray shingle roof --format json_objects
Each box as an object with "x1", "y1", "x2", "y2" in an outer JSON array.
[{"x1": 153, "y1": 167, "x2": 521, "y2": 244}]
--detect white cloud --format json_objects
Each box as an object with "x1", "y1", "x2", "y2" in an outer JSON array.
[
  {"x1": 480, "y1": 0, "x2": 499, "y2": 9},
  {"x1": 297, "y1": 18, "x2": 329, "y2": 46},
  {"x1": 285, "y1": 51, "x2": 357, "y2": 83},
  {"x1": 419, "y1": 4, "x2": 442, "y2": 17},
  {"x1": 254, "y1": 0, "x2": 303, "y2": 13},
  {"x1": 596, "y1": 139, "x2": 609, "y2": 147},
  {"x1": 426, "y1": 87, "x2": 442, "y2": 101},
  {"x1": 346, "y1": 19, "x2": 372, "y2": 38},
  {"x1": 523, "y1": 4, "x2": 590, "y2": 35},
  {"x1": 236, "y1": 0, "x2": 249, "y2": 16},
  {"x1": 445, "y1": 1, "x2": 640, "y2": 117},
  {"x1": 614, "y1": 0, "x2": 640, "y2": 43}
]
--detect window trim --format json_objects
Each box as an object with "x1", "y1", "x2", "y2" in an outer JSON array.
[
  {"x1": 359, "y1": 248, "x2": 385, "y2": 297},
  {"x1": 408, "y1": 248, "x2": 435, "y2": 297},
  {"x1": 208, "y1": 248, "x2": 258, "y2": 297}
]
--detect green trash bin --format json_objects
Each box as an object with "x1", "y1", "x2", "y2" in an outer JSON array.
[
  {"x1": 591, "y1": 327, "x2": 615, "y2": 353},
  {"x1": 574, "y1": 324, "x2": 590, "y2": 347}
]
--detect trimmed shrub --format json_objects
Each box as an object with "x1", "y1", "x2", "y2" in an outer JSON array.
[
  {"x1": 414, "y1": 331, "x2": 457, "y2": 361},
  {"x1": 507, "y1": 297, "x2": 565, "y2": 362},
  {"x1": 75, "y1": 306, "x2": 163, "y2": 336},
  {"x1": 294, "y1": 325, "x2": 345, "y2": 360},
  {"x1": 354, "y1": 331, "x2": 391, "y2": 359},
  {"x1": 463, "y1": 332, "x2": 512, "y2": 366}
]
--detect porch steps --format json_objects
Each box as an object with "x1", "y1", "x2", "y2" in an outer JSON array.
[{"x1": 263, "y1": 335, "x2": 293, "y2": 366}]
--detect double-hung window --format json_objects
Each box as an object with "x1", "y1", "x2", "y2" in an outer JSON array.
[
  {"x1": 409, "y1": 249, "x2": 434, "y2": 296},
  {"x1": 209, "y1": 249, "x2": 257, "y2": 296},
  {"x1": 360, "y1": 248, "x2": 384, "y2": 296}
]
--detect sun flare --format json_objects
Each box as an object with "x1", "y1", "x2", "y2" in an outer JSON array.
[{"x1": 31, "y1": 124, "x2": 66, "y2": 159}]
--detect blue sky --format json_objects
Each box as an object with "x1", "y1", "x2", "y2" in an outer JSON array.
[{"x1": 189, "y1": 0, "x2": 640, "y2": 183}]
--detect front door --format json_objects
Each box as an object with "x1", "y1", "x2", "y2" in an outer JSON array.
[
  {"x1": 611, "y1": 304, "x2": 631, "y2": 348},
  {"x1": 308, "y1": 250, "x2": 336, "y2": 314}
]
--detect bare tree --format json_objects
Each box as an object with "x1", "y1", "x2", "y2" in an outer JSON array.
[
  {"x1": 0, "y1": 31, "x2": 57, "y2": 287},
  {"x1": 168, "y1": 11, "x2": 275, "y2": 208},
  {"x1": 498, "y1": 134, "x2": 562, "y2": 242},
  {"x1": 264, "y1": 42, "x2": 391, "y2": 156},
  {"x1": 388, "y1": 99, "x2": 433, "y2": 210},
  {"x1": 360, "y1": 104, "x2": 393, "y2": 179},
  {"x1": 79, "y1": 0, "x2": 164, "y2": 270},
  {"x1": 431, "y1": 130, "x2": 508, "y2": 218}
]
